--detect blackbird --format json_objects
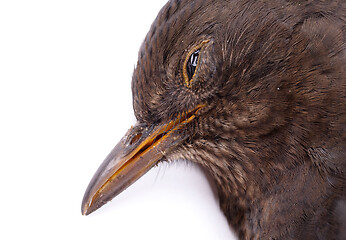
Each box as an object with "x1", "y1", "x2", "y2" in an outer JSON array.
[{"x1": 81, "y1": 0, "x2": 346, "y2": 239}]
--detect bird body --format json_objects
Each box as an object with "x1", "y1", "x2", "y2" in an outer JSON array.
[{"x1": 82, "y1": 0, "x2": 345, "y2": 239}]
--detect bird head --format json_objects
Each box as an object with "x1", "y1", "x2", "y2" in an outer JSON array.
[{"x1": 81, "y1": 0, "x2": 345, "y2": 223}]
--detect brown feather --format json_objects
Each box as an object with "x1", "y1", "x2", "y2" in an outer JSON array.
[{"x1": 131, "y1": 0, "x2": 345, "y2": 239}]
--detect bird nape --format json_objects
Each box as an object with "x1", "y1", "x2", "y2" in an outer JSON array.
[{"x1": 81, "y1": 0, "x2": 345, "y2": 239}]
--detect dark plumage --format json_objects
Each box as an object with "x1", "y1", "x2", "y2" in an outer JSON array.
[{"x1": 82, "y1": 0, "x2": 346, "y2": 239}]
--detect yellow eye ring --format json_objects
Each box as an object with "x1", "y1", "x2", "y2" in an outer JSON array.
[{"x1": 183, "y1": 40, "x2": 210, "y2": 88}]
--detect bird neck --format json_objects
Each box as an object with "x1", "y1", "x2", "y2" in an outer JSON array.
[
  {"x1": 206, "y1": 161, "x2": 262, "y2": 239},
  {"x1": 200, "y1": 145, "x2": 294, "y2": 239}
]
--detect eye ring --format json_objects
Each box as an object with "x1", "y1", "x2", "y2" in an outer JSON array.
[{"x1": 183, "y1": 40, "x2": 210, "y2": 88}]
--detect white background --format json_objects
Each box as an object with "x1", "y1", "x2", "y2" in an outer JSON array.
[{"x1": 0, "y1": 1, "x2": 237, "y2": 239}]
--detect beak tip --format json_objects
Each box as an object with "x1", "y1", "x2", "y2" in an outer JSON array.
[
  {"x1": 82, "y1": 204, "x2": 93, "y2": 216},
  {"x1": 81, "y1": 195, "x2": 93, "y2": 216},
  {"x1": 81, "y1": 195, "x2": 102, "y2": 216},
  {"x1": 81, "y1": 204, "x2": 88, "y2": 216}
]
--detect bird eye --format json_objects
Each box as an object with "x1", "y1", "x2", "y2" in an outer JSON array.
[
  {"x1": 183, "y1": 40, "x2": 210, "y2": 88},
  {"x1": 186, "y1": 49, "x2": 200, "y2": 80}
]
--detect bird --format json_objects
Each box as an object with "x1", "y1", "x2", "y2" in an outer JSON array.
[{"x1": 81, "y1": 0, "x2": 346, "y2": 239}]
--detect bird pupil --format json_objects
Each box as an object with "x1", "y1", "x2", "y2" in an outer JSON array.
[{"x1": 186, "y1": 49, "x2": 200, "y2": 80}]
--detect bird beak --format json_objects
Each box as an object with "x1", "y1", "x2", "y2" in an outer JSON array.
[{"x1": 81, "y1": 105, "x2": 204, "y2": 215}]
